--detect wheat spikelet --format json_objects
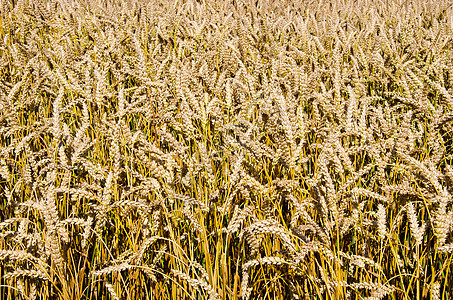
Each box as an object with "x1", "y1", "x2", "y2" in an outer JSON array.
[
  {"x1": 433, "y1": 190, "x2": 451, "y2": 246},
  {"x1": 241, "y1": 218, "x2": 296, "y2": 254},
  {"x1": 226, "y1": 205, "x2": 255, "y2": 235},
  {"x1": 340, "y1": 251, "x2": 382, "y2": 271},
  {"x1": 352, "y1": 187, "x2": 389, "y2": 203},
  {"x1": 92, "y1": 262, "x2": 134, "y2": 277},
  {"x1": 3, "y1": 269, "x2": 49, "y2": 281},
  {"x1": 104, "y1": 282, "x2": 120, "y2": 300},
  {"x1": 432, "y1": 282, "x2": 441, "y2": 300},
  {"x1": 437, "y1": 243, "x2": 453, "y2": 253},
  {"x1": 0, "y1": 249, "x2": 35, "y2": 261},
  {"x1": 15, "y1": 278, "x2": 27, "y2": 300},
  {"x1": 171, "y1": 269, "x2": 220, "y2": 300},
  {"x1": 29, "y1": 281, "x2": 37, "y2": 300},
  {"x1": 376, "y1": 203, "x2": 387, "y2": 240},
  {"x1": 406, "y1": 202, "x2": 425, "y2": 246},
  {"x1": 349, "y1": 282, "x2": 394, "y2": 299}
]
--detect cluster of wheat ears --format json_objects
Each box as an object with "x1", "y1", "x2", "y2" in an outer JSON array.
[{"x1": 0, "y1": 0, "x2": 453, "y2": 299}]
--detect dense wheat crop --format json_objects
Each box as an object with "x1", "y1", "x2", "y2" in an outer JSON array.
[{"x1": 1, "y1": 0, "x2": 453, "y2": 299}]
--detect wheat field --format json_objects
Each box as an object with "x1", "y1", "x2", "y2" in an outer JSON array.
[{"x1": 0, "y1": 0, "x2": 453, "y2": 299}]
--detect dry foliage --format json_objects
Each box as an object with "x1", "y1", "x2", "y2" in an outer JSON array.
[{"x1": 1, "y1": 0, "x2": 453, "y2": 299}]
